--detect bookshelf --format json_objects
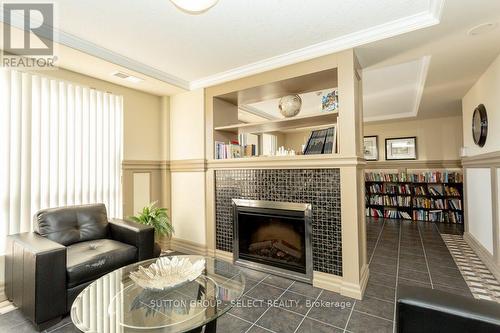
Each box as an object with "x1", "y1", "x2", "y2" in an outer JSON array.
[
  {"x1": 210, "y1": 67, "x2": 341, "y2": 160},
  {"x1": 365, "y1": 171, "x2": 463, "y2": 223}
]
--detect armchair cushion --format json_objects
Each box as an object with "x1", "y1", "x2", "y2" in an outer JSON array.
[
  {"x1": 109, "y1": 218, "x2": 155, "y2": 261},
  {"x1": 66, "y1": 239, "x2": 137, "y2": 288},
  {"x1": 34, "y1": 204, "x2": 109, "y2": 246}
]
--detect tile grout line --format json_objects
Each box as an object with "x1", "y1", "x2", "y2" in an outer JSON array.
[
  {"x1": 244, "y1": 281, "x2": 295, "y2": 333},
  {"x1": 342, "y1": 299, "x2": 357, "y2": 333},
  {"x1": 417, "y1": 222, "x2": 434, "y2": 289},
  {"x1": 352, "y1": 308, "x2": 393, "y2": 323},
  {"x1": 227, "y1": 313, "x2": 278, "y2": 333},
  {"x1": 243, "y1": 274, "x2": 270, "y2": 297},
  {"x1": 392, "y1": 221, "x2": 402, "y2": 333},
  {"x1": 369, "y1": 219, "x2": 387, "y2": 265},
  {"x1": 292, "y1": 289, "x2": 324, "y2": 333}
]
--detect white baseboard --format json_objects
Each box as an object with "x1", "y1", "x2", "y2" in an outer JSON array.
[
  {"x1": 312, "y1": 271, "x2": 342, "y2": 293},
  {"x1": 170, "y1": 238, "x2": 207, "y2": 256},
  {"x1": 464, "y1": 232, "x2": 500, "y2": 282},
  {"x1": 313, "y1": 265, "x2": 368, "y2": 300}
]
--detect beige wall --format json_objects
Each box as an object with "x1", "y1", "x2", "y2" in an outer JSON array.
[
  {"x1": 364, "y1": 115, "x2": 463, "y2": 161},
  {"x1": 169, "y1": 89, "x2": 207, "y2": 247},
  {"x1": 461, "y1": 52, "x2": 500, "y2": 281},
  {"x1": 170, "y1": 89, "x2": 205, "y2": 160},
  {"x1": 463, "y1": 53, "x2": 500, "y2": 157}
]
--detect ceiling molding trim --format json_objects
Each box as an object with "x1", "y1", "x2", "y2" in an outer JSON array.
[
  {"x1": 411, "y1": 55, "x2": 432, "y2": 117},
  {"x1": 190, "y1": 0, "x2": 444, "y2": 90},
  {"x1": 0, "y1": 9, "x2": 191, "y2": 91},
  {"x1": 1, "y1": 0, "x2": 444, "y2": 93}
]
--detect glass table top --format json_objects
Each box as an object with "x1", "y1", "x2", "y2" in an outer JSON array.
[{"x1": 71, "y1": 255, "x2": 246, "y2": 332}]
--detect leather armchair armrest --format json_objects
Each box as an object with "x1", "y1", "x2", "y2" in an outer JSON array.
[
  {"x1": 108, "y1": 219, "x2": 155, "y2": 261},
  {"x1": 397, "y1": 285, "x2": 500, "y2": 333},
  {"x1": 5, "y1": 232, "x2": 67, "y2": 326}
]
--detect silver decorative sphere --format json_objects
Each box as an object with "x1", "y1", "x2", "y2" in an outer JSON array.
[{"x1": 278, "y1": 94, "x2": 302, "y2": 118}]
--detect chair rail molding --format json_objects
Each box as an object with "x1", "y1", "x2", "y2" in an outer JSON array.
[{"x1": 366, "y1": 159, "x2": 462, "y2": 169}]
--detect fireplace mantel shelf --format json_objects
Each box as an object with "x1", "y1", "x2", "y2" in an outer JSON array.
[{"x1": 207, "y1": 154, "x2": 364, "y2": 169}]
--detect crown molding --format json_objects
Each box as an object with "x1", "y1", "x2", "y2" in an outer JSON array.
[
  {"x1": 1, "y1": 0, "x2": 444, "y2": 93},
  {"x1": 0, "y1": 8, "x2": 191, "y2": 90},
  {"x1": 190, "y1": 0, "x2": 444, "y2": 90},
  {"x1": 363, "y1": 55, "x2": 431, "y2": 122}
]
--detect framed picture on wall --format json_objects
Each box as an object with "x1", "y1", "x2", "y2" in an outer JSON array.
[
  {"x1": 363, "y1": 136, "x2": 378, "y2": 161},
  {"x1": 385, "y1": 137, "x2": 417, "y2": 160}
]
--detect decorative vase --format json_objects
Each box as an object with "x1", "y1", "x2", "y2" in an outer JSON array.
[{"x1": 279, "y1": 94, "x2": 302, "y2": 118}]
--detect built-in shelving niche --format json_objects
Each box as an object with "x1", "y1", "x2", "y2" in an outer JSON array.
[{"x1": 212, "y1": 68, "x2": 339, "y2": 160}]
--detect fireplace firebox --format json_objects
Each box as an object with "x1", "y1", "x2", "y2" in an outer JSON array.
[{"x1": 232, "y1": 199, "x2": 312, "y2": 283}]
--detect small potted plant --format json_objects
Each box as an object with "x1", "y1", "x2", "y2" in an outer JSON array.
[{"x1": 129, "y1": 201, "x2": 174, "y2": 256}]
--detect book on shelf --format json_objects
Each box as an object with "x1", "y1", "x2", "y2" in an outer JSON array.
[
  {"x1": 408, "y1": 171, "x2": 463, "y2": 183},
  {"x1": 304, "y1": 126, "x2": 336, "y2": 155},
  {"x1": 365, "y1": 172, "x2": 406, "y2": 182},
  {"x1": 215, "y1": 141, "x2": 242, "y2": 159},
  {"x1": 414, "y1": 185, "x2": 427, "y2": 196},
  {"x1": 428, "y1": 185, "x2": 443, "y2": 196},
  {"x1": 367, "y1": 208, "x2": 383, "y2": 218},
  {"x1": 444, "y1": 185, "x2": 461, "y2": 197},
  {"x1": 446, "y1": 199, "x2": 462, "y2": 210}
]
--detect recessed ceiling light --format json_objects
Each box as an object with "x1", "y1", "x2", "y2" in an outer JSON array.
[
  {"x1": 468, "y1": 22, "x2": 498, "y2": 36},
  {"x1": 170, "y1": 0, "x2": 218, "y2": 14},
  {"x1": 111, "y1": 71, "x2": 144, "y2": 83}
]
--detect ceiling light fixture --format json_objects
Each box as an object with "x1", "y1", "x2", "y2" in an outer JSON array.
[
  {"x1": 169, "y1": 0, "x2": 219, "y2": 14},
  {"x1": 468, "y1": 22, "x2": 498, "y2": 36}
]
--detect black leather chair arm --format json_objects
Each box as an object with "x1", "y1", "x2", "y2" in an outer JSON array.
[
  {"x1": 397, "y1": 285, "x2": 500, "y2": 333},
  {"x1": 108, "y1": 219, "x2": 155, "y2": 261},
  {"x1": 5, "y1": 233, "x2": 67, "y2": 326}
]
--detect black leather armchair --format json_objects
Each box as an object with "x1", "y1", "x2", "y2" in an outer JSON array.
[
  {"x1": 5, "y1": 203, "x2": 155, "y2": 330},
  {"x1": 397, "y1": 285, "x2": 500, "y2": 333}
]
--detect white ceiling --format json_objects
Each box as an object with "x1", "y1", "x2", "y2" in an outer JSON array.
[
  {"x1": 363, "y1": 56, "x2": 430, "y2": 122},
  {"x1": 1, "y1": 0, "x2": 499, "y2": 122},
  {"x1": 356, "y1": 0, "x2": 500, "y2": 119},
  {"x1": 0, "y1": 0, "x2": 442, "y2": 90}
]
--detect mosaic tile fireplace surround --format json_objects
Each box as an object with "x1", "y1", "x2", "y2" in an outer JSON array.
[{"x1": 215, "y1": 168, "x2": 342, "y2": 276}]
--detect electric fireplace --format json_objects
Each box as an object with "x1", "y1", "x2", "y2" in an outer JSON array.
[{"x1": 232, "y1": 199, "x2": 312, "y2": 283}]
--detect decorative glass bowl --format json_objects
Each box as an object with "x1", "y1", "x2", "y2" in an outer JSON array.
[{"x1": 129, "y1": 256, "x2": 206, "y2": 291}]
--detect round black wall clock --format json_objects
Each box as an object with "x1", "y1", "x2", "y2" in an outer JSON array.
[{"x1": 472, "y1": 104, "x2": 488, "y2": 147}]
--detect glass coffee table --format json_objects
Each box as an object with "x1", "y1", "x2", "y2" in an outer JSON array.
[{"x1": 71, "y1": 255, "x2": 245, "y2": 332}]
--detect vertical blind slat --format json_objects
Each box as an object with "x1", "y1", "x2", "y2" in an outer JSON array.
[
  {"x1": 0, "y1": 70, "x2": 123, "y2": 254},
  {"x1": 0, "y1": 69, "x2": 12, "y2": 251},
  {"x1": 9, "y1": 71, "x2": 22, "y2": 235},
  {"x1": 20, "y1": 73, "x2": 32, "y2": 232}
]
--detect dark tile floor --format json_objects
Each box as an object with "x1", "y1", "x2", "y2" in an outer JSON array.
[{"x1": 0, "y1": 218, "x2": 471, "y2": 333}]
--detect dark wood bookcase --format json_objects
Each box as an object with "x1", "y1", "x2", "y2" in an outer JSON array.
[{"x1": 365, "y1": 171, "x2": 463, "y2": 224}]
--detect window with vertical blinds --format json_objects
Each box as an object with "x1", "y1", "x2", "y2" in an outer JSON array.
[{"x1": 0, "y1": 69, "x2": 123, "y2": 253}]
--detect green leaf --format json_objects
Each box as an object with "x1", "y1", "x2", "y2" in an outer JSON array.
[{"x1": 128, "y1": 201, "x2": 174, "y2": 238}]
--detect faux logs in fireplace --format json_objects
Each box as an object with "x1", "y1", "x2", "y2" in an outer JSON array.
[{"x1": 232, "y1": 199, "x2": 312, "y2": 283}]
